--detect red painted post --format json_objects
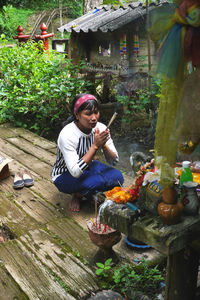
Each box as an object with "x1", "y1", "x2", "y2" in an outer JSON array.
[
  {"x1": 35, "y1": 23, "x2": 54, "y2": 52},
  {"x1": 13, "y1": 25, "x2": 30, "y2": 44}
]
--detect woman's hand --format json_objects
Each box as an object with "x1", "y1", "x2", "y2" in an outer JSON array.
[
  {"x1": 81, "y1": 128, "x2": 109, "y2": 165},
  {"x1": 93, "y1": 128, "x2": 110, "y2": 149}
]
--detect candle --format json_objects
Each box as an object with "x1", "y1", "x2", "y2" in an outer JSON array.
[{"x1": 90, "y1": 218, "x2": 96, "y2": 226}]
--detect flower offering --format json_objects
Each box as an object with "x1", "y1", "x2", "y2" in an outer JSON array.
[
  {"x1": 105, "y1": 186, "x2": 137, "y2": 203},
  {"x1": 106, "y1": 160, "x2": 154, "y2": 204}
]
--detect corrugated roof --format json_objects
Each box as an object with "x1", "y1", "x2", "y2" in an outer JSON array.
[{"x1": 58, "y1": 1, "x2": 170, "y2": 33}]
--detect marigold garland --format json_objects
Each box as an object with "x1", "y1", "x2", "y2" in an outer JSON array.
[
  {"x1": 105, "y1": 161, "x2": 154, "y2": 204},
  {"x1": 105, "y1": 187, "x2": 136, "y2": 204}
]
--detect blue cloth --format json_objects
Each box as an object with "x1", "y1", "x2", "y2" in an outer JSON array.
[
  {"x1": 157, "y1": 23, "x2": 182, "y2": 78},
  {"x1": 54, "y1": 160, "x2": 124, "y2": 196}
]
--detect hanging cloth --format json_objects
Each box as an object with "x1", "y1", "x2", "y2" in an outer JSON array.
[
  {"x1": 149, "y1": 0, "x2": 200, "y2": 187},
  {"x1": 120, "y1": 36, "x2": 124, "y2": 56},
  {"x1": 123, "y1": 34, "x2": 127, "y2": 54},
  {"x1": 133, "y1": 34, "x2": 139, "y2": 56}
]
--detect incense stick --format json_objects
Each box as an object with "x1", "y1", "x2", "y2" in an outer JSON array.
[
  {"x1": 118, "y1": 180, "x2": 123, "y2": 187},
  {"x1": 95, "y1": 197, "x2": 98, "y2": 227},
  {"x1": 107, "y1": 112, "x2": 118, "y2": 128}
]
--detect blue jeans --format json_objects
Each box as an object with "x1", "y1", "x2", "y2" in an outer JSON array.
[{"x1": 54, "y1": 160, "x2": 124, "y2": 196}]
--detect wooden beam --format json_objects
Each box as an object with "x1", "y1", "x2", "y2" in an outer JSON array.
[{"x1": 165, "y1": 247, "x2": 199, "y2": 300}]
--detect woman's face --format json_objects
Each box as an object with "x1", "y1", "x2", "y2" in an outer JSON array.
[{"x1": 76, "y1": 107, "x2": 100, "y2": 133}]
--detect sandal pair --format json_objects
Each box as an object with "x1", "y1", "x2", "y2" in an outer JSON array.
[{"x1": 13, "y1": 170, "x2": 34, "y2": 189}]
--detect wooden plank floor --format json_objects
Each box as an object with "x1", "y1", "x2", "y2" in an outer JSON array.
[
  {"x1": 0, "y1": 123, "x2": 101, "y2": 300},
  {"x1": 0, "y1": 123, "x2": 162, "y2": 299}
]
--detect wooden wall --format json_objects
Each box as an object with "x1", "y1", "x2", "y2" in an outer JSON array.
[
  {"x1": 85, "y1": 31, "x2": 157, "y2": 75},
  {"x1": 129, "y1": 38, "x2": 157, "y2": 74},
  {"x1": 69, "y1": 22, "x2": 157, "y2": 76}
]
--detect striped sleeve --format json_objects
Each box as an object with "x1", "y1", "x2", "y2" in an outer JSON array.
[
  {"x1": 56, "y1": 124, "x2": 93, "y2": 178},
  {"x1": 77, "y1": 158, "x2": 88, "y2": 171}
]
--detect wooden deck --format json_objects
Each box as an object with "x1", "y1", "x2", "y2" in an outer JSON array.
[{"x1": 0, "y1": 123, "x2": 162, "y2": 299}]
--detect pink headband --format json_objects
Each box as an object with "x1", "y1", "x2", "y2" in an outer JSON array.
[{"x1": 74, "y1": 94, "x2": 97, "y2": 115}]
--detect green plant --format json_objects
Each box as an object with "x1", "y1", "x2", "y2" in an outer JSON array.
[
  {"x1": 95, "y1": 258, "x2": 112, "y2": 278},
  {"x1": 0, "y1": 1, "x2": 82, "y2": 41},
  {"x1": 112, "y1": 258, "x2": 164, "y2": 297},
  {"x1": 73, "y1": 250, "x2": 80, "y2": 258},
  {"x1": 95, "y1": 258, "x2": 113, "y2": 289},
  {"x1": 1, "y1": 1, "x2": 82, "y2": 16},
  {"x1": 0, "y1": 38, "x2": 91, "y2": 137},
  {"x1": 0, "y1": 5, "x2": 33, "y2": 40},
  {"x1": 95, "y1": 257, "x2": 164, "y2": 299},
  {"x1": 117, "y1": 76, "x2": 161, "y2": 124}
]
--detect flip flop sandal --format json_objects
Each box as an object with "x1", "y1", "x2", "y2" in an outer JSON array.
[
  {"x1": 13, "y1": 172, "x2": 24, "y2": 189},
  {"x1": 23, "y1": 170, "x2": 34, "y2": 187}
]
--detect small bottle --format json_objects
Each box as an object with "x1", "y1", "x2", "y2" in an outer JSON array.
[{"x1": 180, "y1": 161, "x2": 193, "y2": 186}]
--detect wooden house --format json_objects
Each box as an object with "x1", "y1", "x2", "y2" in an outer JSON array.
[
  {"x1": 58, "y1": 1, "x2": 170, "y2": 100},
  {"x1": 58, "y1": 1, "x2": 171, "y2": 73}
]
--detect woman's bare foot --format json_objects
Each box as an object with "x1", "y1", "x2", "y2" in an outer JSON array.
[{"x1": 69, "y1": 193, "x2": 82, "y2": 212}]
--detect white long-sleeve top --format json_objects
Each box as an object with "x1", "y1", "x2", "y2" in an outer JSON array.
[{"x1": 51, "y1": 121, "x2": 119, "y2": 180}]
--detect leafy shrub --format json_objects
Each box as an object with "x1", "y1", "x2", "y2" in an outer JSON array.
[
  {"x1": 112, "y1": 258, "x2": 164, "y2": 297},
  {"x1": 0, "y1": 37, "x2": 91, "y2": 137},
  {"x1": 0, "y1": 5, "x2": 33, "y2": 40},
  {"x1": 117, "y1": 77, "x2": 161, "y2": 124},
  {"x1": 95, "y1": 257, "x2": 164, "y2": 299},
  {"x1": 0, "y1": 1, "x2": 82, "y2": 41}
]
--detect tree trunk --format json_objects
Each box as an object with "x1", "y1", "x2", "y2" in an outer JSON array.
[
  {"x1": 146, "y1": 0, "x2": 151, "y2": 90},
  {"x1": 59, "y1": 0, "x2": 63, "y2": 38},
  {"x1": 84, "y1": 0, "x2": 102, "y2": 13}
]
